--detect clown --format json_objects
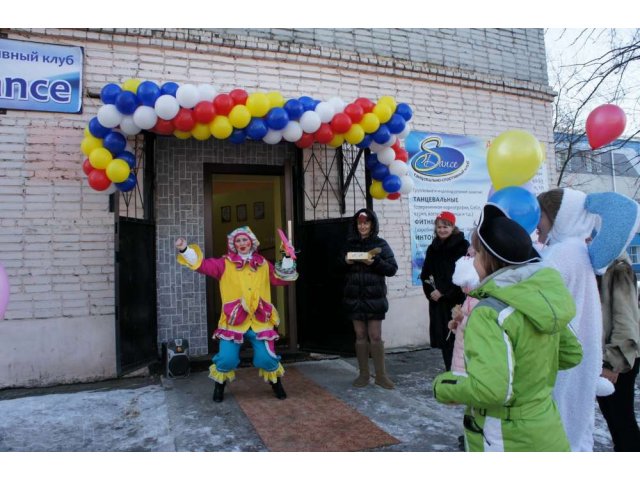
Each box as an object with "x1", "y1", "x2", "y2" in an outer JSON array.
[{"x1": 175, "y1": 226, "x2": 297, "y2": 403}]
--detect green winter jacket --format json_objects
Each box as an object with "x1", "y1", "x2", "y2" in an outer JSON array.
[{"x1": 433, "y1": 263, "x2": 583, "y2": 452}]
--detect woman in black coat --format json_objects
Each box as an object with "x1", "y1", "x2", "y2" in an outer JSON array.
[
  {"x1": 339, "y1": 208, "x2": 398, "y2": 389},
  {"x1": 419, "y1": 211, "x2": 469, "y2": 371}
]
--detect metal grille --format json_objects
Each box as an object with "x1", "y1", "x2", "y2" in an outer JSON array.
[{"x1": 116, "y1": 133, "x2": 153, "y2": 221}]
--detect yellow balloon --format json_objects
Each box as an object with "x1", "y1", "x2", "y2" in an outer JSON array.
[
  {"x1": 229, "y1": 105, "x2": 251, "y2": 128},
  {"x1": 487, "y1": 130, "x2": 544, "y2": 190},
  {"x1": 373, "y1": 103, "x2": 393, "y2": 123},
  {"x1": 246, "y1": 93, "x2": 270, "y2": 117},
  {"x1": 84, "y1": 126, "x2": 92, "y2": 138},
  {"x1": 377, "y1": 96, "x2": 397, "y2": 112},
  {"x1": 344, "y1": 124, "x2": 365, "y2": 145},
  {"x1": 105, "y1": 159, "x2": 131, "y2": 183},
  {"x1": 266, "y1": 91, "x2": 285, "y2": 109},
  {"x1": 191, "y1": 123, "x2": 211, "y2": 141},
  {"x1": 174, "y1": 130, "x2": 192, "y2": 139},
  {"x1": 370, "y1": 181, "x2": 387, "y2": 200},
  {"x1": 122, "y1": 78, "x2": 142, "y2": 93},
  {"x1": 210, "y1": 116, "x2": 233, "y2": 139},
  {"x1": 89, "y1": 147, "x2": 113, "y2": 170},
  {"x1": 360, "y1": 113, "x2": 381, "y2": 134},
  {"x1": 81, "y1": 136, "x2": 103, "y2": 156},
  {"x1": 329, "y1": 134, "x2": 345, "y2": 148}
]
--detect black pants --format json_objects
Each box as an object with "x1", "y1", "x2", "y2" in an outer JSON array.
[
  {"x1": 441, "y1": 334, "x2": 455, "y2": 371},
  {"x1": 597, "y1": 357, "x2": 640, "y2": 452}
]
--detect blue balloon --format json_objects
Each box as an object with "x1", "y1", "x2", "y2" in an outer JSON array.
[
  {"x1": 117, "y1": 151, "x2": 136, "y2": 169},
  {"x1": 229, "y1": 128, "x2": 247, "y2": 145},
  {"x1": 100, "y1": 83, "x2": 122, "y2": 105},
  {"x1": 357, "y1": 134, "x2": 373, "y2": 149},
  {"x1": 382, "y1": 174, "x2": 402, "y2": 193},
  {"x1": 365, "y1": 154, "x2": 380, "y2": 170},
  {"x1": 88, "y1": 117, "x2": 111, "y2": 138},
  {"x1": 371, "y1": 163, "x2": 390, "y2": 181},
  {"x1": 299, "y1": 96, "x2": 316, "y2": 112},
  {"x1": 160, "y1": 82, "x2": 179, "y2": 97},
  {"x1": 116, "y1": 173, "x2": 137, "y2": 193},
  {"x1": 115, "y1": 91, "x2": 139, "y2": 115},
  {"x1": 137, "y1": 81, "x2": 161, "y2": 106},
  {"x1": 284, "y1": 99, "x2": 304, "y2": 120},
  {"x1": 386, "y1": 114, "x2": 406, "y2": 134},
  {"x1": 246, "y1": 118, "x2": 268, "y2": 140},
  {"x1": 103, "y1": 131, "x2": 127, "y2": 156},
  {"x1": 488, "y1": 186, "x2": 541, "y2": 234},
  {"x1": 372, "y1": 125, "x2": 391, "y2": 144},
  {"x1": 395, "y1": 103, "x2": 413, "y2": 122},
  {"x1": 265, "y1": 107, "x2": 290, "y2": 130}
]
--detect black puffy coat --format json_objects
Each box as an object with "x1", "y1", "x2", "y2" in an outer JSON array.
[
  {"x1": 419, "y1": 231, "x2": 469, "y2": 348},
  {"x1": 339, "y1": 208, "x2": 398, "y2": 321}
]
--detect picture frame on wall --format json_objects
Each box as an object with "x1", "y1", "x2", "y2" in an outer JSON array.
[
  {"x1": 236, "y1": 204, "x2": 247, "y2": 222},
  {"x1": 253, "y1": 201, "x2": 265, "y2": 220},
  {"x1": 221, "y1": 205, "x2": 231, "y2": 223}
]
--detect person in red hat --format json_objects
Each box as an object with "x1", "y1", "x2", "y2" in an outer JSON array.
[{"x1": 420, "y1": 211, "x2": 469, "y2": 371}]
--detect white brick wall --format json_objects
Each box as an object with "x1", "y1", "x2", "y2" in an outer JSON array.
[{"x1": 0, "y1": 28, "x2": 554, "y2": 386}]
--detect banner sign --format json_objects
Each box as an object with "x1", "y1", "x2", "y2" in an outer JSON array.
[
  {"x1": 0, "y1": 38, "x2": 83, "y2": 113},
  {"x1": 406, "y1": 131, "x2": 548, "y2": 285}
]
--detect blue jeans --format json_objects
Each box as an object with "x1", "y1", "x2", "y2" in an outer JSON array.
[{"x1": 212, "y1": 328, "x2": 281, "y2": 373}]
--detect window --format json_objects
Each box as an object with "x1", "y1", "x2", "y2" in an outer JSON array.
[{"x1": 628, "y1": 245, "x2": 640, "y2": 264}]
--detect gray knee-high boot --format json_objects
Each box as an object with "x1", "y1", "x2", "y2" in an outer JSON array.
[
  {"x1": 353, "y1": 341, "x2": 370, "y2": 387},
  {"x1": 370, "y1": 341, "x2": 395, "y2": 389}
]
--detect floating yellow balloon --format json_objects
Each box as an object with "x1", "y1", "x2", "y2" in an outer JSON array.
[
  {"x1": 191, "y1": 123, "x2": 211, "y2": 141},
  {"x1": 267, "y1": 91, "x2": 285, "y2": 109},
  {"x1": 344, "y1": 124, "x2": 365, "y2": 145},
  {"x1": 81, "y1": 136, "x2": 103, "y2": 156},
  {"x1": 377, "y1": 96, "x2": 397, "y2": 112},
  {"x1": 122, "y1": 78, "x2": 142, "y2": 93},
  {"x1": 372, "y1": 103, "x2": 393, "y2": 123},
  {"x1": 174, "y1": 130, "x2": 192, "y2": 140},
  {"x1": 370, "y1": 181, "x2": 387, "y2": 200},
  {"x1": 487, "y1": 130, "x2": 544, "y2": 190},
  {"x1": 360, "y1": 113, "x2": 380, "y2": 134},
  {"x1": 246, "y1": 93, "x2": 270, "y2": 117},
  {"x1": 106, "y1": 159, "x2": 131, "y2": 183},
  {"x1": 329, "y1": 133, "x2": 345, "y2": 148},
  {"x1": 89, "y1": 147, "x2": 113, "y2": 170},
  {"x1": 229, "y1": 105, "x2": 251, "y2": 128},
  {"x1": 210, "y1": 116, "x2": 233, "y2": 139}
]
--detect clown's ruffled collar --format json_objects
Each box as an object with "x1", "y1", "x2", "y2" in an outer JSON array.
[{"x1": 224, "y1": 251, "x2": 266, "y2": 270}]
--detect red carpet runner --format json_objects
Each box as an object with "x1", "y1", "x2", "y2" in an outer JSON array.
[{"x1": 230, "y1": 366, "x2": 400, "y2": 451}]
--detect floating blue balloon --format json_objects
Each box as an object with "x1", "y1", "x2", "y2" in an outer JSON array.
[
  {"x1": 371, "y1": 163, "x2": 390, "y2": 181},
  {"x1": 88, "y1": 117, "x2": 111, "y2": 138},
  {"x1": 100, "y1": 83, "x2": 122, "y2": 105},
  {"x1": 395, "y1": 103, "x2": 413, "y2": 122},
  {"x1": 386, "y1": 114, "x2": 406, "y2": 134},
  {"x1": 265, "y1": 107, "x2": 290, "y2": 130},
  {"x1": 103, "y1": 131, "x2": 127, "y2": 156},
  {"x1": 372, "y1": 125, "x2": 391, "y2": 144},
  {"x1": 382, "y1": 174, "x2": 402, "y2": 193},
  {"x1": 299, "y1": 96, "x2": 316, "y2": 112},
  {"x1": 229, "y1": 128, "x2": 247, "y2": 145},
  {"x1": 357, "y1": 134, "x2": 373, "y2": 149},
  {"x1": 365, "y1": 154, "x2": 380, "y2": 170},
  {"x1": 137, "y1": 81, "x2": 161, "y2": 107},
  {"x1": 488, "y1": 186, "x2": 541, "y2": 234},
  {"x1": 284, "y1": 99, "x2": 304, "y2": 120},
  {"x1": 116, "y1": 173, "x2": 137, "y2": 193},
  {"x1": 160, "y1": 82, "x2": 179, "y2": 97},
  {"x1": 117, "y1": 151, "x2": 136, "y2": 169},
  {"x1": 246, "y1": 118, "x2": 268, "y2": 140},
  {"x1": 115, "y1": 91, "x2": 139, "y2": 115}
]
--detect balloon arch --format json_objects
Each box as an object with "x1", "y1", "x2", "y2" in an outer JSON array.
[{"x1": 80, "y1": 78, "x2": 415, "y2": 200}]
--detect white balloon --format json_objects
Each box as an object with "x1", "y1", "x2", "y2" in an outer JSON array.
[
  {"x1": 119, "y1": 115, "x2": 141, "y2": 135},
  {"x1": 399, "y1": 175, "x2": 414, "y2": 194},
  {"x1": 133, "y1": 106, "x2": 158, "y2": 130},
  {"x1": 176, "y1": 84, "x2": 199, "y2": 108},
  {"x1": 263, "y1": 129, "x2": 283, "y2": 145},
  {"x1": 155, "y1": 95, "x2": 180, "y2": 120},
  {"x1": 382, "y1": 135, "x2": 397, "y2": 147},
  {"x1": 314, "y1": 102, "x2": 335, "y2": 123},
  {"x1": 369, "y1": 141, "x2": 385, "y2": 153},
  {"x1": 97, "y1": 104, "x2": 123, "y2": 129},
  {"x1": 377, "y1": 147, "x2": 396, "y2": 165},
  {"x1": 282, "y1": 121, "x2": 303, "y2": 142},
  {"x1": 388, "y1": 160, "x2": 408, "y2": 176},
  {"x1": 299, "y1": 111, "x2": 321, "y2": 133},
  {"x1": 398, "y1": 124, "x2": 411, "y2": 139},
  {"x1": 328, "y1": 96, "x2": 346, "y2": 113},
  {"x1": 197, "y1": 84, "x2": 217, "y2": 102},
  {"x1": 105, "y1": 183, "x2": 118, "y2": 195}
]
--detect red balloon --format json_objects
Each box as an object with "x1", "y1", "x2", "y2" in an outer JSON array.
[
  {"x1": 229, "y1": 89, "x2": 248, "y2": 106},
  {"x1": 314, "y1": 123, "x2": 334, "y2": 144},
  {"x1": 213, "y1": 94, "x2": 234, "y2": 116},
  {"x1": 82, "y1": 158, "x2": 94, "y2": 176},
  {"x1": 172, "y1": 108, "x2": 196, "y2": 131},
  {"x1": 354, "y1": 97, "x2": 375, "y2": 113},
  {"x1": 344, "y1": 103, "x2": 364, "y2": 123},
  {"x1": 295, "y1": 133, "x2": 315, "y2": 149},
  {"x1": 586, "y1": 104, "x2": 627, "y2": 150},
  {"x1": 331, "y1": 113, "x2": 352, "y2": 134},
  {"x1": 87, "y1": 169, "x2": 111, "y2": 191},
  {"x1": 153, "y1": 118, "x2": 175, "y2": 135},
  {"x1": 395, "y1": 149, "x2": 409, "y2": 162},
  {"x1": 391, "y1": 138, "x2": 402, "y2": 153},
  {"x1": 193, "y1": 101, "x2": 216, "y2": 123},
  {"x1": 387, "y1": 192, "x2": 401, "y2": 200}
]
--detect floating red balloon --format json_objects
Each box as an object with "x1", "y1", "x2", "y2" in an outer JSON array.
[
  {"x1": 331, "y1": 113, "x2": 352, "y2": 134},
  {"x1": 229, "y1": 89, "x2": 248, "y2": 106},
  {"x1": 87, "y1": 169, "x2": 111, "y2": 191},
  {"x1": 314, "y1": 123, "x2": 334, "y2": 144},
  {"x1": 586, "y1": 104, "x2": 626, "y2": 150},
  {"x1": 194, "y1": 101, "x2": 216, "y2": 123},
  {"x1": 213, "y1": 94, "x2": 234, "y2": 116}
]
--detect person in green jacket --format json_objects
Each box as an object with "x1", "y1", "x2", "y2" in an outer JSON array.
[{"x1": 433, "y1": 203, "x2": 583, "y2": 452}]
